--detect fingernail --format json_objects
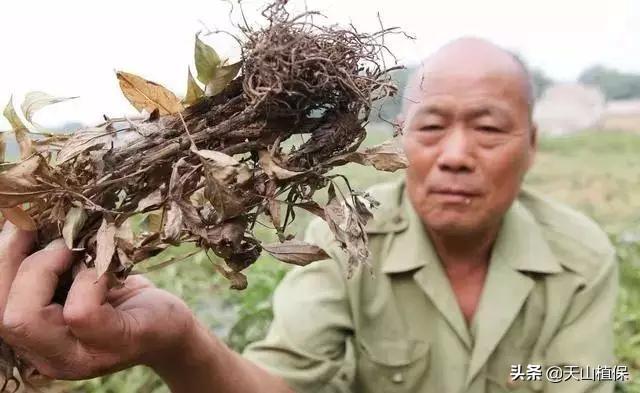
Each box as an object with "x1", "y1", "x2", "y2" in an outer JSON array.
[{"x1": 44, "y1": 238, "x2": 68, "y2": 251}]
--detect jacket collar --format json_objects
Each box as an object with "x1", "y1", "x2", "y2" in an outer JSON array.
[{"x1": 381, "y1": 187, "x2": 563, "y2": 275}]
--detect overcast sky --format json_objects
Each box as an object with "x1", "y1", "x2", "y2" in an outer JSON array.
[{"x1": 0, "y1": 0, "x2": 638, "y2": 129}]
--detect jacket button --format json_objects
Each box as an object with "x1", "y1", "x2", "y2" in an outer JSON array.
[{"x1": 391, "y1": 372, "x2": 404, "y2": 384}]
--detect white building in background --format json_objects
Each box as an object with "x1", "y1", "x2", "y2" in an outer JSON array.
[
  {"x1": 534, "y1": 83, "x2": 606, "y2": 135},
  {"x1": 601, "y1": 99, "x2": 640, "y2": 132}
]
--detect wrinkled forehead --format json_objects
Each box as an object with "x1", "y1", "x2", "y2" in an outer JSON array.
[
  {"x1": 406, "y1": 66, "x2": 531, "y2": 112},
  {"x1": 402, "y1": 46, "x2": 534, "y2": 120},
  {"x1": 404, "y1": 69, "x2": 531, "y2": 116}
]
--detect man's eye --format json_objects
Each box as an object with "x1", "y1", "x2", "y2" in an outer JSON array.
[
  {"x1": 420, "y1": 125, "x2": 444, "y2": 132},
  {"x1": 477, "y1": 125, "x2": 502, "y2": 133}
]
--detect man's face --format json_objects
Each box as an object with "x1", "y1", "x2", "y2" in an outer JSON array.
[{"x1": 401, "y1": 68, "x2": 536, "y2": 236}]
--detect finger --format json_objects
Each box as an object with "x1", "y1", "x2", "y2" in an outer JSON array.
[
  {"x1": 64, "y1": 268, "x2": 123, "y2": 344},
  {"x1": 0, "y1": 221, "x2": 37, "y2": 317},
  {"x1": 3, "y1": 239, "x2": 73, "y2": 323},
  {"x1": 107, "y1": 275, "x2": 153, "y2": 306}
]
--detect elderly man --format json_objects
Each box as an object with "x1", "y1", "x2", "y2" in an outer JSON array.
[{"x1": 0, "y1": 38, "x2": 617, "y2": 393}]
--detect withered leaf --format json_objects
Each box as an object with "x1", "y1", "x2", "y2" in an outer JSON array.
[
  {"x1": 0, "y1": 155, "x2": 50, "y2": 207},
  {"x1": 0, "y1": 206, "x2": 37, "y2": 231},
  {"x1": 213, "y1": 263, "x2": 247, "y2": 290},
  {"x1": 353, "y1": 195, "x2": 374, "y2": 223},
  {"x1": 264, "y1": 180, "x2": 282, "y2": 231},
  {"x1": 204, "y1": 218, "x2": 246, "y2": 249},
  {"x1": 324, "y1": 184, "x2": 370, "y2": 276},
  {"x1": 258, "y1": 150, "x2": 303, "y2": 180},
  {"x1": 194, "y1": 34, "x2": 221, "y2": 85},
  {"x1": 115, "y1": 218, "x2": 135, "y2": 243},
  {"x1": 95, "y1": 218, "x2": 117, "y2": 277},
  {"x1": 176, "y1": 199, "x2": 208, "y2": 240},
  {"x1": 204, "y1": 175, "x2": 244, "y2": 223},
  {"x1": 21, "y1": 91, "x2": 77, "y2": 131},
  {"x1": 62, "y1": 207, "x2": 87, "y2": 249},
  {"x1": 295, "y1": 201, "x2": 326, "y2": 220},
  {"x1": 56, "y1": 125, "x2": 113, "y2": 165},
  {"x1": 263, "y1": 240, "x2": 329, "y2": 266},
  {"x1": 183, "y1": 68, "x2": 204, "y2": 106},
  {"x1": 162, "y1": 201, "x2": 183, "y2": 244},
  {"x1": 194, "y1": 148, "x2": 250, "y2": 185},
  {"x1": 327, "y1": 139, "x2": 408, "y2": 172},
  {"x1": 0, "y1": 131, "x2": 5, "y2": 163},
  {"x1": 205, "y1": 61, "x2": 242, "y2": 96},
  {"x1": 360, "y1": 140, "x2": 408, "y2": 171},
  {"x1": 116, "y1": 71, "x2": 184, "y2": 115},
  {"x1": 117, "y1": 247, "x2": 133, "y2": 270},
  {"x1": 137, "y1": 189, "x2": 163, "y2": 211},
  {"x1": 3, "y1": 97, "x2": 33, "y2": 159},
  {"x1": 190, "y1": 149, "x2": 247, "y2": 223}
]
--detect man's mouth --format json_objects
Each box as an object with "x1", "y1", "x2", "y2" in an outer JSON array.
[{"x1": 428, "y1": 187, "x2": 483, "y2": 204}]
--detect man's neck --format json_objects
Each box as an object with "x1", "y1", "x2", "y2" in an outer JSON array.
[{"x1": 425, "y1": 224, "x2": 500, "y2": 269}]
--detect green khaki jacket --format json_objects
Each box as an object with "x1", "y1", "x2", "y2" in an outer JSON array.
[{"x1": 244, "y1": 181, "x2": 618, "y2": 393}]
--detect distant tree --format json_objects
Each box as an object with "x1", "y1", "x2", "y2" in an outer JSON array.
[
  {"x1": 579, "y1": 65, "x2": 640, "y2": 100},
  {"x1": 530, "y1": 68, "x2": 553, "y2": 99},
  {"x1": 509, "y1": 52, "x2": 553, "y2": 99}
]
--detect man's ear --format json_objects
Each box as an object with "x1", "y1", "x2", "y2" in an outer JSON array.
[{"x1": 527, "y1": 123, "x2": 538, "y2": 170}]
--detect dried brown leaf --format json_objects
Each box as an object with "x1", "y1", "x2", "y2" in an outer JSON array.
[
  {"x1": 205, "y1": 61, "x2": 242, "y2": 96},
  {"x1": 204, "y1": 177, "x2": 244, "y2": 223},
  {"x1": 263, "y1": 240, "x2": 329, "y2": 266},
  {"x1": 95, "y1": 218, "x2": 117, "y2": 277},
  {"x1": 0, "y1": 155, "x2": 50, "y2": 207},
  {"x1": 3, "y1": 97, "x2": 33, "y2": 159},
  {"x1": 190, "y1": 150, "x2": 247, "y2": 223},
  {"x1": 162, "y1": 201, "x2": 183, "y2": 244},
  {"x1": 324, "y1": 184, "x2": 370, "y2": 276},
  {"x1": 116, "y1": 71, "x2": 184, "y2": 115},
  {"x1": 0, "y1": 206, "x2": 37, "y2": 231},
  {"x1": 176, "y1": 199, "x2": 208, "y2": 239},
  {"x1": 353, "y1": 195, "x2": 374, "y2": 223},
  {"x1": 194, "y1": 148, "x2": 250, "y2": 185},
  {"x1": 295, "y1": 201, "x2": 326, "y2": 220},
  {"x1": 0, "y1": 131, "x2": 5, "y2": 163},
  {"x1": 258, "y1": 150, "x2": 303, "y2": 180},
  {"x1": 204, "y1": 218, "x2": 246, "y2": 249},
  {"x1": 62, "y1": 207, "x2": 87, "y2": 249},
  {"x1": 265, "y1": 180, "x2": 281, "y2": 229},
  {"x1": 213, "y1": 263, "x2": 248, "y2": 290},
  {"x1": 327, "y1": 139, "x2": 408, "y2": 172},
  {"x1": 57, "y1": 125, "x2": 113, "y2": 164},
  {"x1": 183, "y1": 68, "x2": 204, "y2": 106},
  {"x1": 137, "y1": 189, "x2": 163, "y2": 211}
]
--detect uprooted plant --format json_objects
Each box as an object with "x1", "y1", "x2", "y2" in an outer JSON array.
[{"x1": 0, "y1": 1, "x2": 408, "y2": 389}]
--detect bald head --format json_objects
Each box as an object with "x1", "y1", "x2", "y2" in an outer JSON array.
[{"x1": 402, "y1": 37, "x2": 535, "y2": 121}]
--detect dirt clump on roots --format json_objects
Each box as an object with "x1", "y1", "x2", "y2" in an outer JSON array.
[{"x1": 0, "y1": 1, "x2": 409, "y2": 388}]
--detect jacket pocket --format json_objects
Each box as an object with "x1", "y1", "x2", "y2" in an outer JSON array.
[{"x1": 355, "y1": 338, "x2": 430, "y2": 393}]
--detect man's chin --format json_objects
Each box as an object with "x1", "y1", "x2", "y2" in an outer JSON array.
[
  {"x1": 421, "y1": 213, "x2": 481, "y2": 236},
  {"x1": 426, "y1": 221, "x2": 477, "y2": 237}
]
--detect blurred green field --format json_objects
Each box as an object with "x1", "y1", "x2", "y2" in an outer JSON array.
[{"x1": 64, "y1": 128, "x2": 640, "y2": 392}]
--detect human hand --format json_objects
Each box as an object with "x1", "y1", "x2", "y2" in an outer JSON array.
[{"x1": 0, "y1": 221, "x2": 197, "y2": 380}]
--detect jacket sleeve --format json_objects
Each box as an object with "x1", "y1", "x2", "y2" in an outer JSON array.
[
  {"x1": 243, "y1": 218, "x2": 355, "y2": 393},
  {"x1": 544, "y1": 248, "x2": 620, "y2": 393}
]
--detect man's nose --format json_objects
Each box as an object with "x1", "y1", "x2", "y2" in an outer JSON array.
[{"x1": 436, "y1": 129, "x2": 475, "y2": 173}]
